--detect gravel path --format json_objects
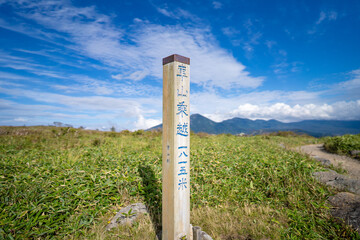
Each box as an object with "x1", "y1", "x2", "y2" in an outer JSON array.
[
  {"x1": 295, "y1": 143, "x2": 360, "y2": 233},
  {"x1": 298, "y1": 144, "x2": 360, "y2": 180}
]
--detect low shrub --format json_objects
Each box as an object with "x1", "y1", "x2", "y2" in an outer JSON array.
[{"x1": 323, "y1": 134, "x2": 360, "y2": 159}]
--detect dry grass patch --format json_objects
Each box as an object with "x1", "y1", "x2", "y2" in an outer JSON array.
[
  {"x1": 191, "y1": 204, "x2": 288, "y2": 240},
  {"x1": 76, "y1": 213, "x2": 156, "y2": 240}
]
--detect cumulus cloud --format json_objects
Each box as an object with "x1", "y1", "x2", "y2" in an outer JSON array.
[
  {"x1": 193, "y1": 82, "x2": 360, "y2": 123},
  {"x1": 227, "y1": 101, "x2": 360, "y2": 122},
  {"x1": 2, "y1": 0, "x2": 263, "y2": 89},
  {"x1": 191, "y1": 89, "x2": 321, "y2": 115},
  {"x1": 134, "y1": 115, "x2": 161, "y2": 130}
]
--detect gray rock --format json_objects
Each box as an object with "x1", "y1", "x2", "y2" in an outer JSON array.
[
  {"x1": 313, "y1": 156, "x2": 332, "y2": 166},
  {"x1": 328, "y1": 192, "x2": 360, "y2": 233},
  {"x1": 192, "y1": 226, "x2": 213, "y2": 240},
  {"x1": 106, "y1": 204, "x2": 214, "y2": 239},
  {"x1": 156, "y1": 226, "x2": 212, "y2": 240},
  {"x1": 106, "y1": 203, "x2": 148, "y2": 231},
  {"x1": 313, "y1": 169, "x2": 339, "y2": 183},
  {"x1": 350, "y1": 150, "x2": 360, "y2": 157},
  {"x1": 200, "y1": 231, "x2": 213, "y2": 240},
  {"x1": 278, "y1": 143, "x2": 285, "y2": 149},
  {"x1": 312, "y1": 170, "x2": 360, "y2": 195}
]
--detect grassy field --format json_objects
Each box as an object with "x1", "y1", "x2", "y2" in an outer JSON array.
[
  {"x1": 323, "y1": 134, "x2": 360, "y2": 159},
  {"x1": 0, "y1": 126, "x2": 359, "y2": 239}
]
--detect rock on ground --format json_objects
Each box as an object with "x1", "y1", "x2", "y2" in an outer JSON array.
[
  {"x1": 106, "y1": 203, "x2": 148, "y2": 231},
  {"x1": 313, "y1": 156, "x2": 331, "y2": 166},
  {"x1": 312, "y1": 170, "x2": 360, "y2": 195},
  {"x1": 193, "y1": 226, "x2": 213, "y2": 240},
  {"x1": 350, "y1": 150, "x2": 360, "y2": 159},
  {"x1": 106, "y1": 203, "x2": 214, "y2": 240},
  {"x1": 328, "y1": 192, "x2": 360, "y2": 234}
]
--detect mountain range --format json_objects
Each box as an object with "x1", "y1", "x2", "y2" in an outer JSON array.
[{"x1": 149, "y1": 114, "x2": 360, "y2": 137}]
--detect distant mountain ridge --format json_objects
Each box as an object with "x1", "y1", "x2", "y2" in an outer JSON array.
[{"x1": 149, "y1": 114, "x2": 360, "y2": 137}]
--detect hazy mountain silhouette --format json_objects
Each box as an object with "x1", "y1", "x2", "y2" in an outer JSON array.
[{"x1": 149, "y1": 114, "x2": 360, "y2": 137}]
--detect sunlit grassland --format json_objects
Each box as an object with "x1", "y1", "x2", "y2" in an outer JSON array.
[{"x1": 0, "y1": 126, "x2": 358, "y2": 239}]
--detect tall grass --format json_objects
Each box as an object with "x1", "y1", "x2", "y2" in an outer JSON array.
[{"x1": 0, "y1": 127, "x2": 358, "y2": 239}]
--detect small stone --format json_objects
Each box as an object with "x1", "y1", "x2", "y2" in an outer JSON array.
[
  {"x1": 313, "y1": 171, "x2": 360, "y2": 195},
  {"x1": 191, "y1": 226, "x2": 213, "y2": 240},
  {"x1": 350, "y1": 150, "x2": 360, "y2": 158},
  {"x1": 312, "y1": 170, "x2": 339, "y2": 183},
  {"x1": 200, "y1": 231, "x2": 213, "y2": 240},
  {"x1": 313, "y1": 156, "x2": 332, "y2": 166},
  {"x1": 328, "y1": 192, "x2": 360, "y2": 233},
  {"x1": 106, "y1": 203, "x2": 148, "y2": 231},
  {"x1": 278, "y1": 143, "x2": 285, "y2": 149}
]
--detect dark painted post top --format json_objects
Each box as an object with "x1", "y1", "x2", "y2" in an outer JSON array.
[{"x1": 162, "y1": 54, "x2": 190, "y2": 65}]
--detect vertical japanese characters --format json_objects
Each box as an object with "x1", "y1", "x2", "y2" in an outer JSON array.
[{"x1": 176, "y1": 63, "x2": 189, "y2": 191}]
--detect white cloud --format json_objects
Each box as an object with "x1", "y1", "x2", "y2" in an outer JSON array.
[
  {"x1": 191, "y1": 89, "x2": 321, "y2": 121},
  {"x1": 265, "y1": 40, "x2": 276, "y2": 49},
  {"x1": 0, "y1": 50, "x2": 161, "y2": 96},
  {"x1": 339, "y1": 69, "x2": 360, "y2": 89},
  {"x1": 241, "y1": 19, "x2": 263, "y2": 57},
  {"x1": 316, "y1": 11, "x2": 338, "y2": 25},
  {"x1": 212, "y1": 1, "x2": 222, "y2": 9},
  {"x1": 133, "y1": 24, "x2": 264, "y2": 88},
  {"x1": 2, "y1": 0, "x2": 263, "y2": 89},
  {"x1": 309, "y1": 10, "x2": 338, "y2": 34},
  {"x1": 316, "y1": 11, "x2": 327, "y2": 25},
  {"x1": 127, "y1": 70, "x2": 149, "y2": 81},
  {"x1": 227, "y1": 101, "x2": 360, "y2": 122},
  {"x1": 193, "y1": 68, "x2": 360, "y2": 122},
  {"x1": 221, "y1": 27, "x2": 239, "y2": 38},
  {"x1": 156, "y1": 7, "x2": 174, "y2": 18},
  {"x1": 0, "y1": 99, "x2": 68, "y2": 124},
  {"x1": 14, "y1": 117, "x2": 28, "y2": 122},
  {"x1": 0, "y1": 71, "x2": 32, "y2": 81},
  {"x1": 0, "y1": 51, "x2": 70, "y2": 79},
  {"x1": 1, "y1": 87, "x2": 137, "y2": 111},
  {"x1": 320, "y1": 68, "x2": 360, "y2": 100},
  {"x1": 0, "y1": 86, "x2": 162, "y2": 129},
  {"x1": 134, "y1": 115, "x2": 161, "y2": 130},
  {"x1": 272, "y1": 61, "x2": 303, "y2": 74},
  {"x1": 155, "y1": 6, "x2": 197, "y2": 20},
  {"x1": 221, "y1": 27, "x2": 242, "y2": 46}
]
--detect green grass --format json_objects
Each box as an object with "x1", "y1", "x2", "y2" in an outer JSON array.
[
  {"x1": 0, "y1": 126, "x2": 359, "y2": 239},
  {"x1": 323, "y1": 134, "x2": 360, "y2": 159}
]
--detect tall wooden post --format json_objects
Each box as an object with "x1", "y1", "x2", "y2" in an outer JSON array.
[{"x1": 162, "y1": 54, "x2": 191, "y2": 240}]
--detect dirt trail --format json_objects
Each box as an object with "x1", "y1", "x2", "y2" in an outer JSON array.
[
  {"x1": 298, "y1": 144, "x2": 360, "y2": 180},
  {"x1": 296, "y1": 143, "x2": 360, "y2": 233}
]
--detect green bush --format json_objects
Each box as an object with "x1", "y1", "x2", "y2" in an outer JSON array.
[{"x1": 323, "y1": 134, "x2": 360, "y2": 158}]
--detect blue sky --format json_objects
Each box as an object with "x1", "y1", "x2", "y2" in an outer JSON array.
[{"x1": 0, "y1": 0, "x2": 359, "y2": 130}]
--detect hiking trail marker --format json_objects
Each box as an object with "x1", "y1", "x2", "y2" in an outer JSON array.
[{"x1": 162, "y1": 54, "x2": 191, "y2": 240}]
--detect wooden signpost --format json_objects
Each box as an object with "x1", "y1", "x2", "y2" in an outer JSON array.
[{"x1": 162, "y1": 54, "x2": 191, "y2": 240}]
